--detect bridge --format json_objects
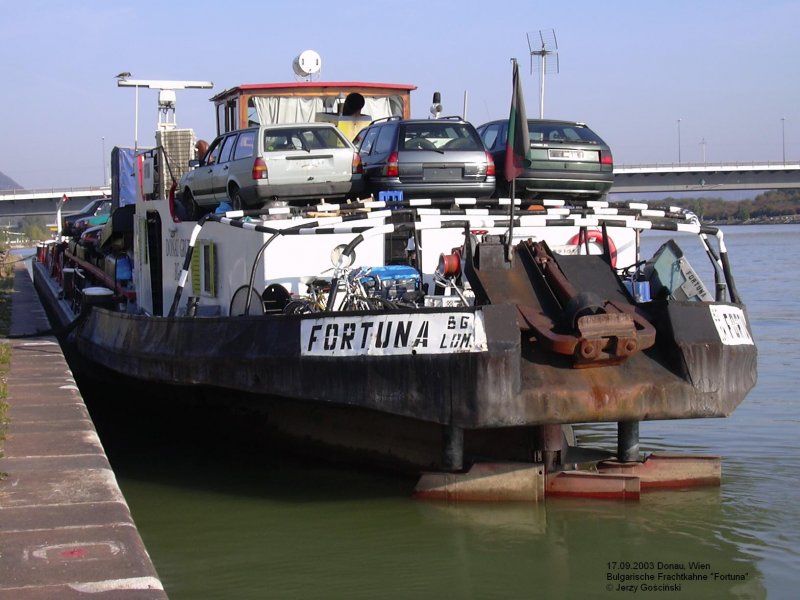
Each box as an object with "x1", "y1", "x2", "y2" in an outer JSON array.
[
  {"x1": 612, "y1": 161, "x2": 800, "y2": 193},
  {"x1": 0, "y1": 186, "x2": 111, "y2": 218},
  {"x1": 0, "y1": 162, "x2": 798, "y2": 218}
]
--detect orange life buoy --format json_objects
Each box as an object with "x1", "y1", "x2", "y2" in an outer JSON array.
[{"x1": 567, "y1": 229, "x2": 617, "y2": 267}]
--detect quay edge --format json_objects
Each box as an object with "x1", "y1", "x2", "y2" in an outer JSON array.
[{"x1": 0, "y1": 262, "x2": 167, "y2": 599}]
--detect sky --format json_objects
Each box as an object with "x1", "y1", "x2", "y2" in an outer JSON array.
[{"x1": 1, "y1": 0, "x2": 798, "y2": 190}]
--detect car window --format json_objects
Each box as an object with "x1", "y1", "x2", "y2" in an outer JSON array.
[
  {"x1": 263, "y1": 127, "x2": 348, "y2": 152},
  {"x1": 219, "y1": 134, "x2": 238, "y2": 163},
  {"x1": 304, "y1": 127, "x2": 349, "y2": 150},
  {"x1": 480, "y1": 124, "x2": 502, "y2": 150},
  {"x1": 233, "y1": 130, "x2": 255, "y2": 160},
  {"x1": 353, "y1": 128, "x2": 367, "y2": 148},
  {"x1": 264, "y1": 131, "x2": 297, "y2": 152},
  {"x1": 96, "y1": 201, "x2": 111, "y2": 216},
  {"x1": 373, "y1": 125, "x2": 396, "y2": 154},
  {"x1": 529, "y1": 123, "x2": 603, "y2": 144},
  {"x1": 206, "y1": 138, "x2": 224, "y2": 164},
  {"x1": 401, "y1": 122, "x2": 483, "y2": 151},
  {"x1": 77, "y1": 200, "x2": 98, "y2": 213},
  {"x1": 358, "y1": 127, "x2": 380, "y2": 154}
]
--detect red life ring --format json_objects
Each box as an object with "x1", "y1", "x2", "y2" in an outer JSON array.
[{"x1": 567, "y1": 229, "x2": 617, "y2": 267}]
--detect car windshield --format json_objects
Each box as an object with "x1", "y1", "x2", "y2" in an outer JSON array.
[
  {"x1": 529, "y1": 123, "x2": 603, "y2": 144},
  {"x1": 264, "y1": 127, "x2": 349, "y2": 152},
  {"x1": 400, "y1": 122, "x2": 483, "y2": 151},
  {"x1": 77, "y1": 200, "x2": 99, "y2": 213}
]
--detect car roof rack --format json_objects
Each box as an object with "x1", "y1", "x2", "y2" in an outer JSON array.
[{"x1": 368, "y1": 115, "x2": 402, "y2": 125}]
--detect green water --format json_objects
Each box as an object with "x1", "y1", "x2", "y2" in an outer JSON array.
[{"x1": 88, "y1": 225, "x2": 798, "y2": 599}]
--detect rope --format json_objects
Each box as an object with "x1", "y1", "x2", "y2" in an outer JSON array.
[{"x1": 1, "y1": 253, "x2": 35, "y2": 266}]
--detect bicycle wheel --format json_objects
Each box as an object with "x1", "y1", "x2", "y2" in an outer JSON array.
[{"x1": 283, "y1": 299, "x2": 318, "y2": 315}]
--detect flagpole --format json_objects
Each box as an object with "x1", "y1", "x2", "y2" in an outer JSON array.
[
  {"x1": 504, "y1": 57, "x2": 529, "y2": 262},
  {"x1": 507, "y1": 59, "x2": 517, "y2": 262},
  {"x1": 507, "y1": 177, "x2": 516, "y2": 262}
]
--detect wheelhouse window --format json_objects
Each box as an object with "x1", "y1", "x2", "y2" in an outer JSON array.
[
  {"x1": 245, "y1": 94, "x2": 406, "y2": 126},
  {"x1": 191, "y1": 240, "x2": 217, "y2": 298},
  {"x1": 217, "y1": 100, "x2": 239, "y2": 134}
]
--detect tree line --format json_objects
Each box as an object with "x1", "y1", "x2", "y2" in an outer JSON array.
[{"x1": 646, "y1": 189, "x2": 800, "y2": 223}]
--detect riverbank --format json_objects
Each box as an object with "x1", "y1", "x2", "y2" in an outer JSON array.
[
  {"x1": 1, "y1": 249, "x2": 16, "y2": 476},
  {"x1": 705, "y1": 214, "x2": 800, "y2": 226},
  {"x1": 0, "y1": 262, "x2": 166, "y2": 599}
]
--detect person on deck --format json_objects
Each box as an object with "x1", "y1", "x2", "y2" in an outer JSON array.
[{"x1": 341, "y1": 93, "x2": 366, "y2": 117}]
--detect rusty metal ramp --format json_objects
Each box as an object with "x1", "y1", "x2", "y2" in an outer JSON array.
[
  {"x1": 464, "y1": 238, "x2": 655, "y2": 368},
  {"x1": 459, "y1": 237, "x2": 757, "y2": 428}
]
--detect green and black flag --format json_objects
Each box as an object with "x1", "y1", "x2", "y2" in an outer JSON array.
[
  {"x1": 505, "y1": 59, "x2": 529, "y2": 260},
  {"x1": 504, "y1": 59, "x2": 530, "y2": 182}
]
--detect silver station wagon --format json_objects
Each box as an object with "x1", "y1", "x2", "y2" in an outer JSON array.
[
  {"x1": 179, "y1": 122, "x2": 363, "y2": 218},
  {"x1": 354, "y1": 117, "x2": 496, "y2": 200}
]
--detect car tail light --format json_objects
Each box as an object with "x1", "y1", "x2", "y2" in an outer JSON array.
[
  {"x1": 352, "y1": 153, "x2": 363, "y2": 174},
  {"x1": 252, "y1": 157, "x2": 268, "y2": 180},
  {"x1": 386, "y1": 152, "x2": 399, "y2": 177},
  {"x1": 486, "y1": 152, "x2": 496, "y2": 176},
  {"x1": 601, "y1": 151, "x2": 613, "y2": 166}
]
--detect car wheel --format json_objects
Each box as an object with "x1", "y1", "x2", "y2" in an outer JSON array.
[
  {"x1": 182, "y1": 190, "x2": 201, "y2": 220},
  {"x1": 230, "y1": 187, "x2": 244, "y2": 211}
]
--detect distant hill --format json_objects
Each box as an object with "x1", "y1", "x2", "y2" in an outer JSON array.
[{"x1": 0, "y1": 171, "x2": 23, "y2": 190}]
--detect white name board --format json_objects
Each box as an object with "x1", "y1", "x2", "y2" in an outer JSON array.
[
  {"x1": 301, "y1": 312, "x2": 488, "y2": 356},
  {"x1": 709, "y1": 305, "x2": 754, "y2": 346}
]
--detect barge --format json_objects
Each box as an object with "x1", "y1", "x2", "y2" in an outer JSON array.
[{"x1": 32, "y1": 76, "x2": 757, "y2": 501}]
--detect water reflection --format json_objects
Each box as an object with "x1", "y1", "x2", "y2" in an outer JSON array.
[{"x1": 81, "y1": 385, "x2": 767, "y2": 600}]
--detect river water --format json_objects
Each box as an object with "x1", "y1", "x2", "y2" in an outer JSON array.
[{"x1": 81, "y1": 224, "x2": 799, "y2": 599}]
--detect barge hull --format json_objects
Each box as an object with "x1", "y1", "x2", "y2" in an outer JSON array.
[{"x1": 35, "y1": 262, "x2": 756, "y2": 431}]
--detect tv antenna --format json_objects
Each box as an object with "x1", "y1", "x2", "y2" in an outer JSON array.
[{"x1": 527, "y1": 29, "x2": 559, "y2": 118}]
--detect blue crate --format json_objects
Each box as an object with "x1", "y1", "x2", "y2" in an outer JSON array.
[{"x1": 378, "y1": 190, "x2": 404, "y2": 206}]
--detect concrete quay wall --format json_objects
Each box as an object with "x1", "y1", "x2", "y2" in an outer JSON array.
[{"x1": 0, "y1": 263, "x2": 167, "y2": 599}]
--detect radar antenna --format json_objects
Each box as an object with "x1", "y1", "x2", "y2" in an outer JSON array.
[
  {"x1": 527, "y1": 29, "x2": 559, "y2": 118},
  {"x1": 115, "y1": 75, "x2": 214, "y2": 150}
]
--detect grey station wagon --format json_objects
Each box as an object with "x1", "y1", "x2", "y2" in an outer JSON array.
[
  {"x1": 179, "y1": 122, "x2": 363, "y2": 218},
  {"x1": 354, "y1": 117, "x2": 495, "y2": 199}
]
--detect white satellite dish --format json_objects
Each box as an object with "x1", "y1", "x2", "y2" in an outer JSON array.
[{"x1": 293, "y1": 50, "x2": 322, "y2": 79}]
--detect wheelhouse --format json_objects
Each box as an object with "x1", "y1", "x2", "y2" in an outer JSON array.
[{"x1": 210, "y1": 82, "x2": 417, "y2": 137}]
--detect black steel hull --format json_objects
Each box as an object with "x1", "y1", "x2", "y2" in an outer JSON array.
[
  {"x1": 32, "y1": 260, "x2": 757, "y2": 472},
  {"x1": 60, "y1": 284, "x2": 756, "y2": 429}
]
